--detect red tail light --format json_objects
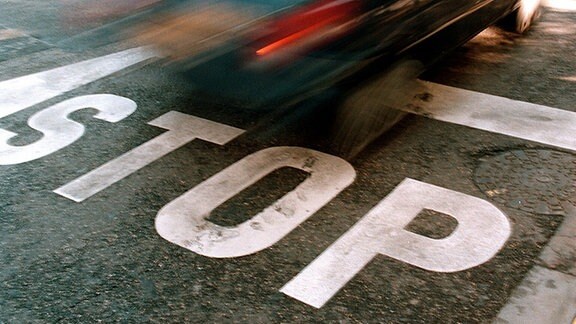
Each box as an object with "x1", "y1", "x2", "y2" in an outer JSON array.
[{"x1": 248, "y1": 0, "x2": 363, "y2": 64}]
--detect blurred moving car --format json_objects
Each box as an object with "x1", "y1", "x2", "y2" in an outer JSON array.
[
  {"x1": 135, "y1": 0, "x2": 541, "y2": 157},
  {"x1": 139, "y1": 0, "x2": 539, "y2": 104}
]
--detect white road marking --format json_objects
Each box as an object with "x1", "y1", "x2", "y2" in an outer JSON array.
[
  {"x1": 407, "y1": 80, "x2": 576, "y2": 152},
  {"x1": 559, "y1": 76, "x2": 576, "y2": 82},
  {"x1": 496, "y1": 266, "x2": 576, "y2": 324},
  {"x1": 0, "y1": 94, "x2": 136, "y2": 165},
  {"x1": 0, "y1": 47, "x2": 157, "y2": 119},
  {"x1": 54, "y1": 111, "x2": 244, "y2": 202},
  {"x1": 155, "y1": 146, "x2": 356, "y2": 258},
  {"x1": 0, "y1": 29, "x2": 26, "y2": 41},
  {"x1": 281, "y1": 178, "x2": 510, "y2": 308}
]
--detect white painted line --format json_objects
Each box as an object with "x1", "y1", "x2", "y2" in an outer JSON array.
[
  {"x1": 559, "y1": 76, "x2": 576, "y2": 82},
  {"x1": 406, "y1": 81, "x2": 576, "y2": 152},
  {"x1": 496, "y1": 266, "x2": 576, "y2": 324},
  {"x1": 0, "y1": 47, "x2": 157, "y2": 119},
  {"x1": 0, "y1": 29, "x2": 26, "y2": 41},
  {"x1": 54, "y1": 111, "x2": 244, "y2": 202}
]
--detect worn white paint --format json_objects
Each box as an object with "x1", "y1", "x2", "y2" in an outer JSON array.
[
  {"x1": 54, "y1": 111, "x2": 244, "y2": 202},
  {"x1": 155, "y1": 146, "x2": 356, "y2": 258},
  {"x1": 496, "y1": 266, "x2": 576, "y2": 324},
  {"x1": 0, "y1": 94, "x2": 136, "y2": 165},
  {"x1": 0, "y1": 47, "x2": 156, "y2": 119},
  {"x1": 281, "y1": 178, "x2": 511, "y2": 308},
  {"x1": 407, "y1": 80, "x2": 576, "y2": 152}
]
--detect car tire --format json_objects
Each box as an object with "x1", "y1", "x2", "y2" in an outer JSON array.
[{"x1": 331, "y1": 60, "x2": 424, "y2": 159}]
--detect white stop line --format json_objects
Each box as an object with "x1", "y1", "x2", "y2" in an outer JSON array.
[
  {"x1": 0, "y1": 47, "x2": 157, "y2": 120},
  {"x1": 406, "y1": 80, "x2": 576, "y2": 152}
]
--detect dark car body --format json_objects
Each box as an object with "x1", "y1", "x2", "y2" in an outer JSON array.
[{"x1": 149, "y1": 0, "x2": 529, "y2": 109}]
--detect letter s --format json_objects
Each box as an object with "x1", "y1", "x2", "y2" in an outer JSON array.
[{"x1": 0, "y1": 94, "x2": 136, "y2": 165}]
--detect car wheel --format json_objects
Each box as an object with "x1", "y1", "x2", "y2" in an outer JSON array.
[{"x1": 331, "y1": 60, "x2": 424, "y2": 159}]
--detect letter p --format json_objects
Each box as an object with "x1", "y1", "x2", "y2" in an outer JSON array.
[{"x1": 281, "y1": 178, "x2": 511, "y2": 308}]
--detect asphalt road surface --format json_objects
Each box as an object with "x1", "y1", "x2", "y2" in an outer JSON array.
[{"x1": 1, "y1": 0, "x2": 575, "y2": 322}]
